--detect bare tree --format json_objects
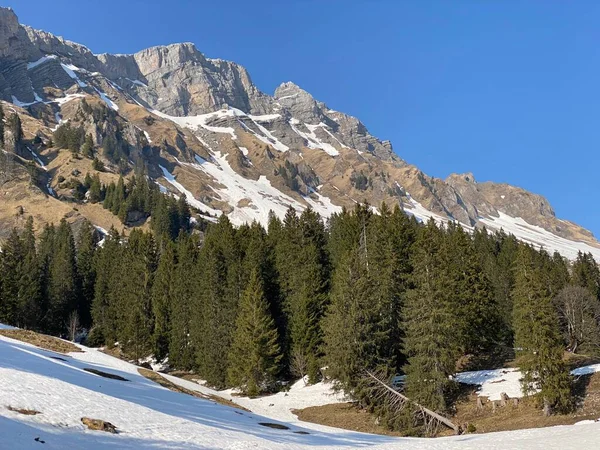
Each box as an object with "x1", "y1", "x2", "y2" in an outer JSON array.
[
  {"x1": 290, "y1": 348, "x2": 309, "y2": 384},
  {"x1": 68, "y1": 311, "x2": 80, "y2": 342},
  {"x1": 554, "y1": 286, "x2": 600, "y2": 353}
]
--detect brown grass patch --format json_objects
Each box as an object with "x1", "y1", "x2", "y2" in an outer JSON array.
[
  {"x1": 293, "y1": 403, "x2": 404, "y2": 437},
  {"x1": 138, "y1": 368, "x2": 249, "y2": 412},
  {"x1": 6, "y1": 406, "x2": 42, "y2": 416},
  {"x1": 0, "y1": 329, "x2": 82, "y2": 354}
]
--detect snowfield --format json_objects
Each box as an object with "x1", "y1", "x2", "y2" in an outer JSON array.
[{"x1": 2, "y1": 331, "x2": 600, "y2": 448}]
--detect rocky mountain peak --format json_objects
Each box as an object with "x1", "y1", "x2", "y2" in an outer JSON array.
[
  {"x1": 447, "y1": 172, "x2": 477, "y2": 185},
  {"x1": 274, "y1": 81, "x2": 322, "y2": 124}
]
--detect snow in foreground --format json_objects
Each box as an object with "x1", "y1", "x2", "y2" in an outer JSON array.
[{"x1": 1, "y1": 332, "x2": 600, "y2": 449}]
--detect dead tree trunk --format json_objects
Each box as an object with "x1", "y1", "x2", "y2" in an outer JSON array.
[{"x1": 365, "y1": 371, "x2": 460, "y2": 433}]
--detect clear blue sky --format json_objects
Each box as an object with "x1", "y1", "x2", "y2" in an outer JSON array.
[{"x1": 8, "y1": 0, "x2": 600, "y2": 236}]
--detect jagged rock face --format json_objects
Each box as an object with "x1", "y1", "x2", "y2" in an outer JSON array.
[
  {"x1": 1, "y1": 5, "x2": 598, "y2": 252},
  {"x1": 120, "y1": 43, "x2": 273, "y2": 116}
]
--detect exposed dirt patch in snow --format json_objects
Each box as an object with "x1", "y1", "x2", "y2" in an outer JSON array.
[
  {"x1": 0, "y1": 329, "x2": 81, "y2": 354},
  {"x1": 6, "y1": 406, "x2": 41, "y2": 416}
]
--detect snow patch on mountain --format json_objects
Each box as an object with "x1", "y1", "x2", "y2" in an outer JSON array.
[
  {"x1": 60, "y1": 63, "x2": 87, "y2": 88},
  {"x1": 158, "y1": 165, "x2": 222, "y2": 218},
  {"x1": 479, "y1": 211, "x2": 600, "y2": 261},
  {"x1": 26, "y1": 54, "x2": 58, "y2": 70},
  {"x1": 189, "y1": 153, "x2": 303, "y2": 226}
]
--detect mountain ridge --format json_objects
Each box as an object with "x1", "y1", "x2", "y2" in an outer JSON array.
[{"x1": 0, "y1": 5, "x2": 598, "y2": 260}]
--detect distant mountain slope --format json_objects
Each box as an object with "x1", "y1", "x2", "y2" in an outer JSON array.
[{"x1": 0, "y1": 6, "x2": 598, "y2": 260}]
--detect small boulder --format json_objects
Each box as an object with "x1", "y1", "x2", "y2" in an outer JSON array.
[{"x1": 81, "y1": 417, "x2": 117, "y2": 433}]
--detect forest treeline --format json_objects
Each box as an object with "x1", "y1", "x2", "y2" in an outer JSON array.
[{"x1": 1, "y1": 202, "x2": 599, "y2": 432}]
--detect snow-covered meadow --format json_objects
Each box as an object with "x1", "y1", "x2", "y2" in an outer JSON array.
[{"x1": 2, "y1": 329, "x2": 600, "y2": 448}]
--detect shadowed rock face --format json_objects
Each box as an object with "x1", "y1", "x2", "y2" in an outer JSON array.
[{"x1": 0, "y1": 5, "x2": 597, "y2": 248}]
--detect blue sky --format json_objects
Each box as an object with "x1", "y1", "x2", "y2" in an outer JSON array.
[{"x1": 9, "y1": 0, "x2": 600, "y2": 235}]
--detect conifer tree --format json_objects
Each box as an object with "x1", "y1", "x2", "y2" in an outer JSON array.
[
  {"x1": 227, "y1": 269, "x2": 282, "y2": 396},
  {"x1": 115, "y1": 230, "x2": 156, "y2": 360},
  {"x1": 88, "y1": 174, "x2": 103, "y2": 203},
  {"x1": 17, "y1": 217, "x2": 42, "y2": 329},
  {"x1": 76, "y1": 221, "x2": 96, "y2": 328},
  {"x1": 170, "y1": 233, "x2": 199, "y2": 370},
  {"x1": 403, "y1": 219, "x2": 459, "y2": 412},
  {"x1": 512, "y1": 245, "x2": 573, "y2": 414},
  {"x1": 151, "y1": 242, "x2": 175, "y2": 360},
  {"x1": 445, "y1": 223, "x2": 500, "y2": 358},
  {"x1": 325, "y1": 246, "x2": 377, "y2": 399},
  {"x1": 0, "y1": 228, "x2": 23, "y2": 324},
  {"x1": 81, "y1": 133, "x2": 94, "y2": 158},
  {"x1": 91, "y1": 227, "x2": 121, "y2": 344},
  {"x1": 47, "y1": 219, "x2": 79, "y2": 334},
  {"x1": 195, "y1": 216, "x2": 241, "y2": 386},
  {"x1": 572, "y1": 252, "x2": 600, "y2": 300}
]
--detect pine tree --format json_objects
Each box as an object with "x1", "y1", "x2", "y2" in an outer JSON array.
[
  {"x1": 88, "y1": 174, "x2": 103, "y2": 203},
  {"x1": 227, "y1": 269, "x2": 282, "y2": 396},
  {"x1": 47, "y1": 219, "x2": 79, "y2": 335},
  {"x1": 91, "y1": 227, "x2": 121, "y2": 344},
  {"x1": 512, "y1": 245, "x2": 573, "y2": 414},
  {"x1": 76, "y1": 221, "x2": 96, "y2": 328},
  {"x1": 114, "y1": 230, "x2": 156, "y2": 360},
  {"x1": 572, "y1": 252, "x2": 600, "y2": 300},
  {"x1": 170, "y1": 233, "x2": 199, "y2": 370},
  {"x1": 0, "y1": 228, "x2": 23, "y2": 324},
  {"x1": 17, "y1": 217, "x2": 42, "y2": 329},
  {"x1": 445, "y1": 223, "x2": 500, "y2": 359},
  {"x1": 402, "y1": 219, "x2": 459, "y2": 412},
  {"x1": 324, "y1": 246, "x2": 378, "y2": 400},
  {"x1": 194, "y1": 216, "x2": 241, "y2": 386},
  {"x1": 151, "y1": 242, "x2": 175, "y2": 360},
  {"x1": 81, "y1": 133, "x2": 94, "y2": 158}
]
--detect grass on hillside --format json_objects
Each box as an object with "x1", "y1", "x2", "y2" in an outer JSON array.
[
  {"x1": 0, "y1": 329, "x2": 82, "y2": 354},
  {"x1": 138, "y1": 368, "x2": 249, "y2": 412}
]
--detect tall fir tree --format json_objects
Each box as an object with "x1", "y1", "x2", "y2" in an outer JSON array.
[
  {"x1": 512, "y1": 244, "x2": 573, "y2": 414},
  {"x1": 76, "y1": 221, "x2": 96, "y2": 328},
  {"x1": 170, "y1": 233, "x2": 199, "y2": 370},
  {"x1": 227, "y1": 269, "x2": 282, "y2": 396},
  {"x1": 402, "y1": 219, "x2": 460, "y2": 412},
  {"x1": 151, "y1": 242, "x2": 175, "y2": 360},
  {"x1": 46, "y1": 219, "x2": 79, "y2": 334}
]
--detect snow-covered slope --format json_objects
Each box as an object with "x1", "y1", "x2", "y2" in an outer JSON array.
[{"x1": 3, "y1": 331, "x2": 600, "y2": 449}]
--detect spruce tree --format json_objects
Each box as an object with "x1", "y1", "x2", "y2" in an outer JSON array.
[
  {"x1": 0, "y1": 228, "x2": 23, "y2": 325},
  {"x1": 47, "y1": 219, "x2": 79, "y2": 335},
  {"x1": 151, "y1": 242, "x2": 175, "y2": 360},
  {"x1": 402, "y1": 219, "x2": 459, "y2": 412},
  {"x1": 114, "y1": 230, "x2": 156, "y2": 360},
  {"x1": 91, "y1": 227, "x2": 121, "y2": 344},
  {"x1": 227, "y1": 269, "x2": 282, "y2": 396},
  {"x1": 194, "y1": 216, "x2": 240, "y2": 386},
  {"x1": 512, "y1": 245, "x2": 573, "y2": 414},
  {"x1": 76, "y1": 221, "x2": 96, "y2": 328},
  {"x1": 324, "y1": 246, "x2": 377, "y2": 400},
  {"x1": 170, "y1": 233, "x2": 199, "y2": 370},
  {"x1": 17, "y1": 217, "x2": 42, "y2": 329}
]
